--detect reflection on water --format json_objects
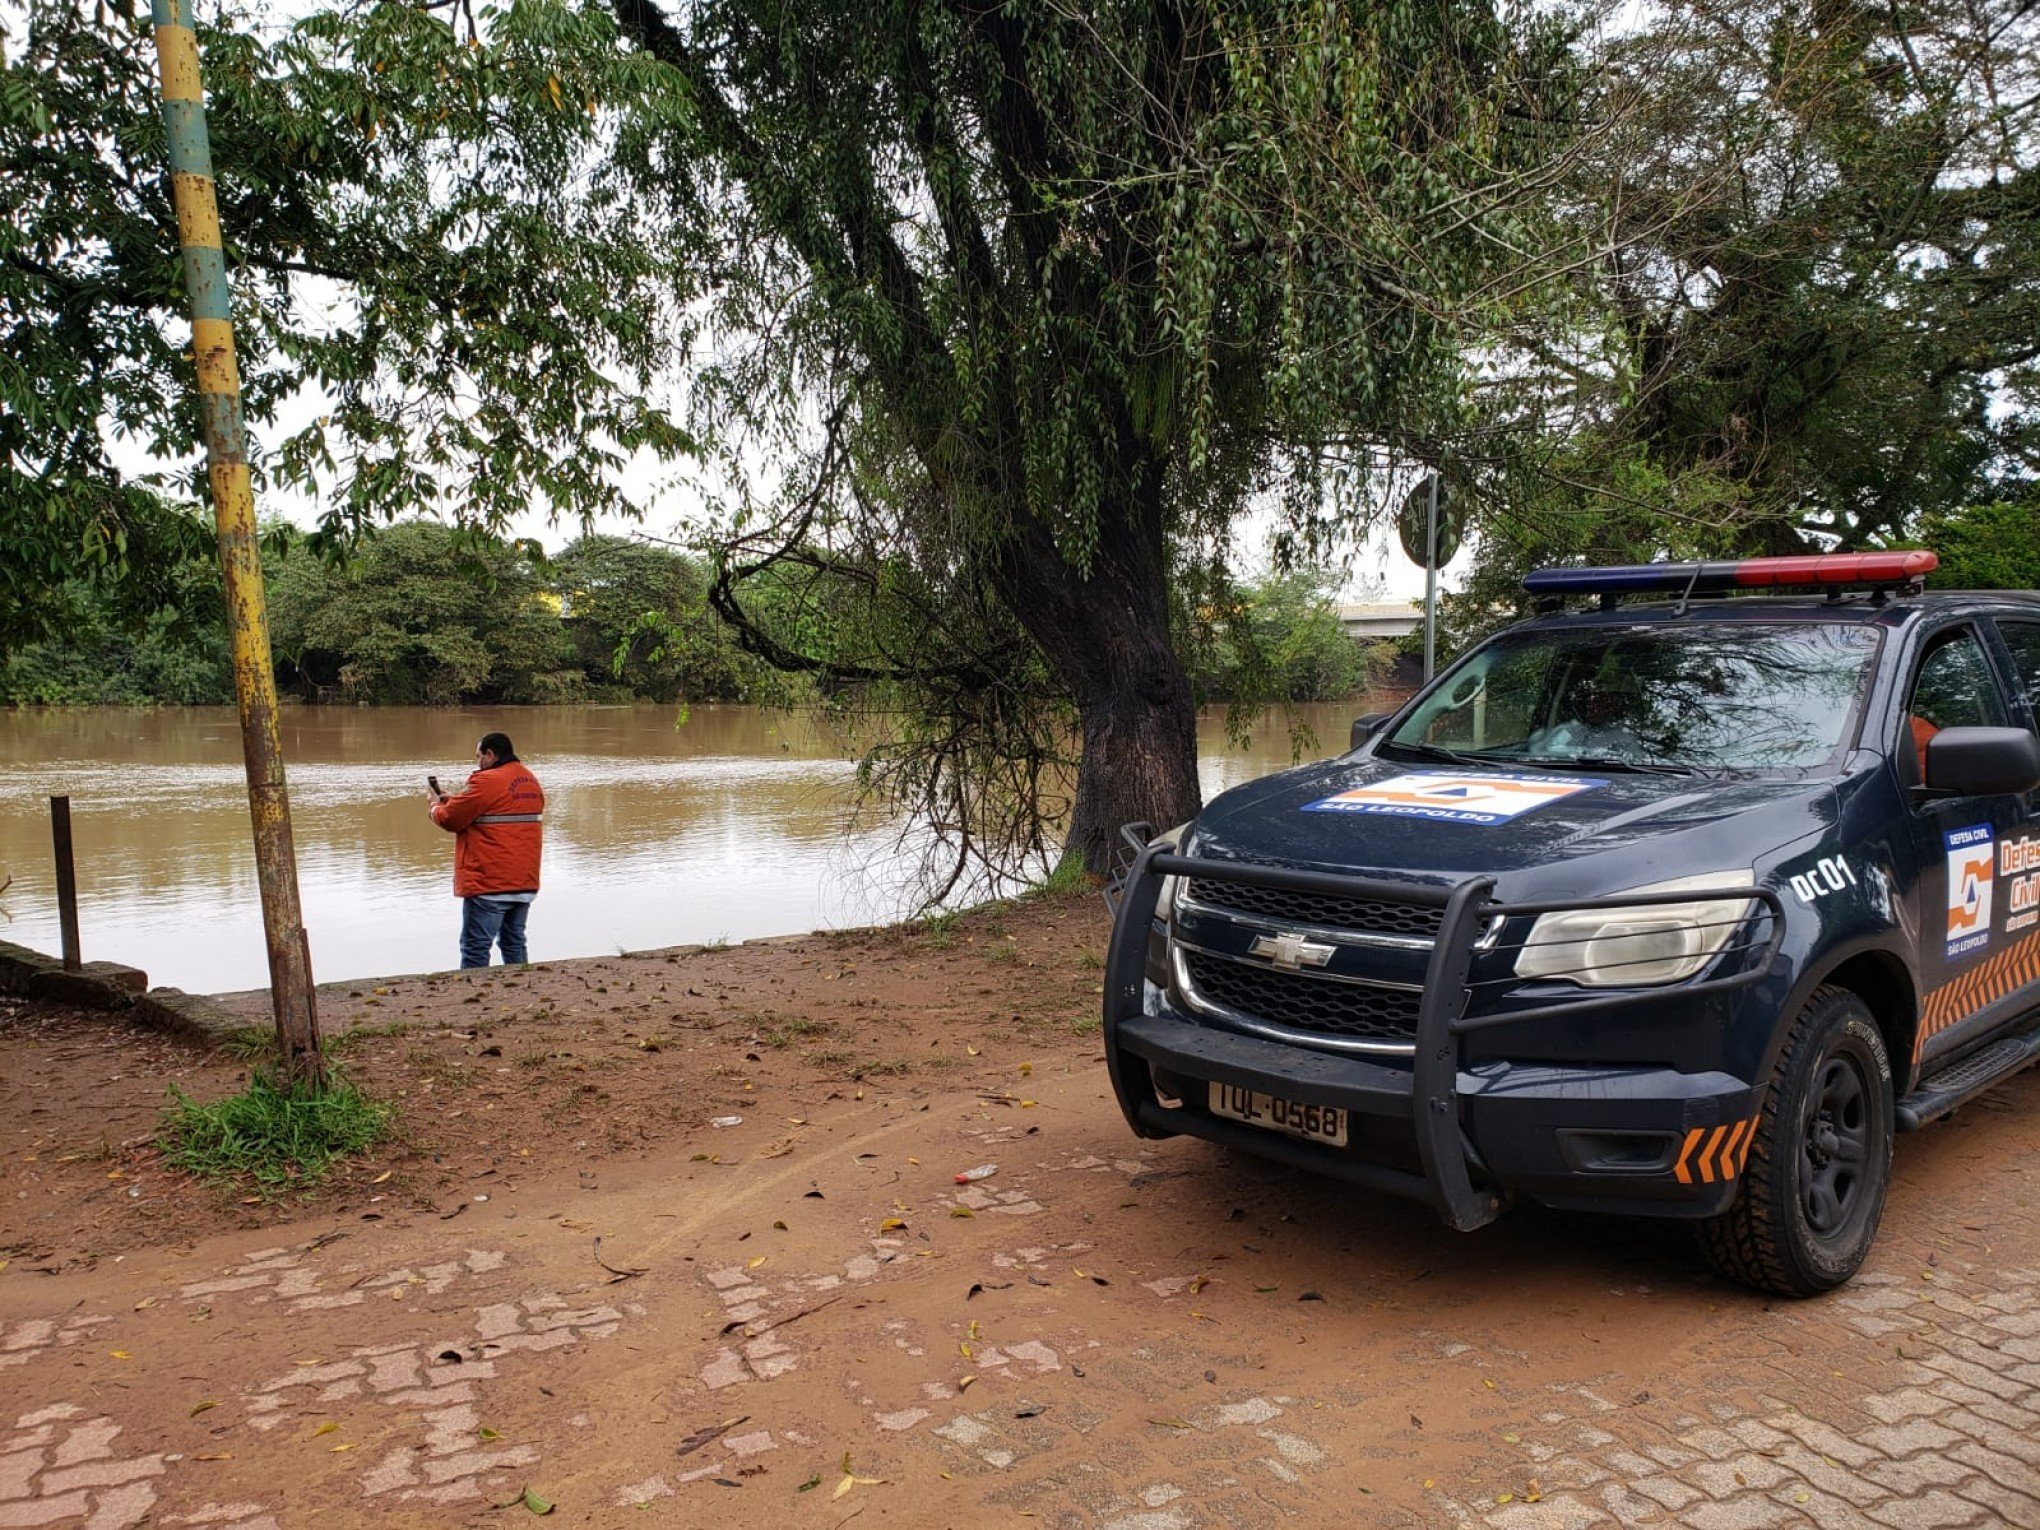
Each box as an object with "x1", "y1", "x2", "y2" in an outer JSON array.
[{"x1": 0, "y1": 700, "x2": 1384, "y2": 992}]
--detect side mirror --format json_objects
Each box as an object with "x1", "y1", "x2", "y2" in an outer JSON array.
[
  {"x1": 1349, "y1": 712, "x2": 1393, "y2": 751},
  {"x1": 1923, "y1": 726, "x2": 2040, "y2": 797}
]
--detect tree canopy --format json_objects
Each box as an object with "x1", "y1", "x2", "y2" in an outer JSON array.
[{"x1": 1443, "y1": 0, "x2": 2039, "y2": 646}]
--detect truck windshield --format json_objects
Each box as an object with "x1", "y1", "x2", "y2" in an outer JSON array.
[{"x1": 1384, "y1": 622, "x2": 1881, "y2": 772}]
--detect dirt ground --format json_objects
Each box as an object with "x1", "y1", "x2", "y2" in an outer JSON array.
[
  {"x1": 1, "y1": 896, "x2": 1111, "y2": 1269},
  {"x1": 4, "y1": 893, "x2": 2040, "y2": 1528}
]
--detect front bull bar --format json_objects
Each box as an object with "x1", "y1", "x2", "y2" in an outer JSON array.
[{"x1": 1103, "y1": 844, "x2": 1786, "y2": 1232}]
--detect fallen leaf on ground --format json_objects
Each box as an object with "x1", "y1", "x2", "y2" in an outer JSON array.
[
  {"x1": 675, "y1": 1416, "x2": 749, "y2": 1460},
  {"x1": 189, "y1": 1400, "x2": 218, "y2": 1417}
]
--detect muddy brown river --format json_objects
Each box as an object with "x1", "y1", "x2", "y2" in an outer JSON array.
[{"x1": 0, "y1": 701, "x2": 1375, "y2": 992}]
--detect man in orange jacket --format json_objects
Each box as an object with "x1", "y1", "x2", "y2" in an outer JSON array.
[{"x1": 428, "y1": 731, "x2": 544, "y2": 968}]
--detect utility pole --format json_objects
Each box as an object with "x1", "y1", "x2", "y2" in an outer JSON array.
[
  {"x1": 149, "y1": 0, "x2": 323, "y2": 1086},
  {"x1": 1423, "y1": 471, "x2": 1439, "y2": 683}
]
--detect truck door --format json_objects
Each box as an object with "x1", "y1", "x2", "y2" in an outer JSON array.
[
  {"x1": 1903, "y1": 622, "x2": 2031, "y2": 1067},
  {"x1": 1979, "y1": 614, "x2": 2040, "y2": 1011}
]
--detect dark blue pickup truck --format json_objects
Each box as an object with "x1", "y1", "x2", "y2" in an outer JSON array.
[{"x1": 1103, "y1": 553, "x2": 2040, "y2": 1295}]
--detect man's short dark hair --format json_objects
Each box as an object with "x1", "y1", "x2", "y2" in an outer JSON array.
[{"x1": 478, "y1": 732, "x2": 516, "y2": 763}]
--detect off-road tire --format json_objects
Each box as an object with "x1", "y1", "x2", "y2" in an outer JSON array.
[{"x1": 1699, "y1": 985, "x2": 1894, "y2": 1298}]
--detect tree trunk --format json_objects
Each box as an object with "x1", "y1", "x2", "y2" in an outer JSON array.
[
  {"x1": 1063, "y1": 622, "x2": 1202, "y2": 874},
  {"x1": 992, "y1": 479, "x2": 1203, "y2": 874}
]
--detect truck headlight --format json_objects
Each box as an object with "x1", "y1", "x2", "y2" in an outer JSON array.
[{"x1": 1513, "y1": 871, "x2": 1756, "y2": 988}]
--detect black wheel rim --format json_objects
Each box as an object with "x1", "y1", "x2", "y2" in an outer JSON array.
[{"x1": 1800, "y1": 1047, "x2": 1872, "y2": 1237}]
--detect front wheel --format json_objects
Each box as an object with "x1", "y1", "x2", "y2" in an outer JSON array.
[{"x1": 1700, "y1": 986, "x2": 1894, "y2": 1297}]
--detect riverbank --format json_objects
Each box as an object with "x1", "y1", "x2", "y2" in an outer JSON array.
[{"x1": 1, "y1": 889, "x2": 1111, "y2": 1271}]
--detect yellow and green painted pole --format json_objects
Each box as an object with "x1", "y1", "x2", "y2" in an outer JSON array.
[{"x1": 151, "y1": 0, "x2": 323, "y2": 1085}]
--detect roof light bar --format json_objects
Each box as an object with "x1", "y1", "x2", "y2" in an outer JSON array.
[{"x1": 1524, "y1": 551, "x2": 1937, "y2": 598}]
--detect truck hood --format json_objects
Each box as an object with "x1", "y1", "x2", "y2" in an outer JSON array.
[{"x1": 1186, "y1": 753, "x2": 1835, "y2": 895}]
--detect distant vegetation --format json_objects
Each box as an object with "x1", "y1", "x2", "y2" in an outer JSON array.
[
  {"x1": 0, "y1": 524, "x2": 769, "y2": 707},
  {"x1": 1, "y1": 522, "x2": 1385, "y2": 709}
]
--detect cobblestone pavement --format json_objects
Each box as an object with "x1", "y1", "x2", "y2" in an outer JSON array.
[{"x1": 1, "y1": 1072, "x2": 2035, "y2": 1527}]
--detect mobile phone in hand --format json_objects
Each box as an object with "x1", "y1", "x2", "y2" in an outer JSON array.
[{"x1": 427, "y1": 775, "x2": 442, "y2": 797}]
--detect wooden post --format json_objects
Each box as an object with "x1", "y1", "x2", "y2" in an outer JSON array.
[
  {"x1": 50, "y1": 796, "x2": 81, "y2": 972},
  {"x1": 149, "y1": 1, "x2": 323, "y2": 1085}
]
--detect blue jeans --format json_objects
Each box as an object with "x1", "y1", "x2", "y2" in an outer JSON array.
[{"x1": 460, "y1": 897, "x2": 531, "y2": 968}]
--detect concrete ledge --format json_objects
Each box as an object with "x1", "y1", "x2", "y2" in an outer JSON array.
[
  {"x1": 131, "y1": 987, "x2": 249, "y2": 1047},
  {"x1": 0, "y1": 939, "x2": 245, "y2": 1048},
  {"x1": 0, "y1": 938, "x2": 65, "y2": 996},
  {"x1": 27, "y1": 961, "x2": 146, "y2": 1008}
]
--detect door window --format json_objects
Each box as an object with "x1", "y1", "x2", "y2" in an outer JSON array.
[
  {"x1": 1905, "y1": 628, "x2": 2008, "y2": 780},
  {"x1": 1996, "y1": 620, "x2": 2040, "y2": 727}
]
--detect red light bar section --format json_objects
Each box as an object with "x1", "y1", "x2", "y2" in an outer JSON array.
[
  {"x1": 1523, "y1": 551, "x2": 1937, "y2": 598},
  {"x1": 1730, "y1": 552, "x2": 1937, "y2": 587}
]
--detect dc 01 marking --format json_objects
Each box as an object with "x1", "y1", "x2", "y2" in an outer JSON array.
[{"x1": 1789, "y1": 856, "x2": 1859, "y2": 905}]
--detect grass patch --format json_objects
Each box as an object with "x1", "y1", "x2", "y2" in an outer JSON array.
[
  {"x1": 160, "y1": 1070, "x2": 389, "y2": 1195},
  {"x1": 219, "y1": 1027, "x2": 278, "y2": 1062},
  {"x1": 854, "y1": 1058, "x2": 913, "y2": 1078},
  {"x1": 1027, "y1": 850, "x2": 1095, "y2": 899},
  {"x1": 760, "y1": 1017, "x2": 832, "y2": 1048},
  {"x1": 330, "y1": 1020, "x2": 411, "y2": 1051},
  {"x1": 920, "y1": 909, "x2": 961, "y2": 948}
]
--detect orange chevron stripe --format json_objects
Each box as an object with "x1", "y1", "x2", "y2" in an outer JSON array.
[
  {"x1": 1673, "y1": 1129, "x2": 1702, "y2": 1185},
  {"x1": 1737, "y1": 1117, "x2": 1757, "y2": 1173},
  {"x1": 1699, "y1": 1125, "x2": 1729, "y2": 1184},
  {"x1": 1918, "y1": 926, "x2": 2040, "y2": 1053},
  {"x1": 1717, "y1": 1119, "x2": 1750, "y2": 1180}
]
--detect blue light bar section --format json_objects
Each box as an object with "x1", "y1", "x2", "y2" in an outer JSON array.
[{"x1": 1523, "y1": 563, "x2": 1731, "y2": 596}]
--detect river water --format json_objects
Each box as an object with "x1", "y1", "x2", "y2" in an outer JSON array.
[{"x1": 0, "y1": 701, "x2": 1375, "y2": 993}]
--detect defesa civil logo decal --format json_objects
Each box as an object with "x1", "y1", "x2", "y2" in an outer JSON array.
[
  {"x1": 1303, "y1": 771, "x2": 1605, "y2": 826},
  {"x1": 1945, "y1": 823, "x2": 1994, "y2": 960}
]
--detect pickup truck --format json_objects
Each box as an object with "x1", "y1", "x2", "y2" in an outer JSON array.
[{"x1": 1103, "y1": 552, "x2": 2040, "y2": 1295}]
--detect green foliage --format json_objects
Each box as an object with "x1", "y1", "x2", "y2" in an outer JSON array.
[
  {"x1": 264, "y1": 520, "x2": 576, "y2": 703},
  {"x1": 1917, "y1": 501, "x2": 2040, "y2": 593},
  {"x1": 2, "y1": 0, "x2": 695, "y2": 612},
  {"x1": 159, "y1": 1068, "x2": 389, "y2": 1194},
  {"x1": 1181, "y1": 568, "x2": 1386, "y2": 706},
  {"x1": 1, "y1": 525, "x2": 232, "y2": 702},
  {"x1": 1458, "y1": 0, "x2": 2038, "y2": 604},
  {"x1": 549, "y1": 534, "x2": 770, "y2": 702}
]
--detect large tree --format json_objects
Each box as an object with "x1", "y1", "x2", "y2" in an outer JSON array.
[{"x1": 604, "y1": 0, "x2": 1565, "y2": 872}]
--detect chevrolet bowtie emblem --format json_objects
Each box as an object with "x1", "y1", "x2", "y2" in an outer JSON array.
[{"x1": 1247, "y1": 932, "x2": 1336, "y2": 970}]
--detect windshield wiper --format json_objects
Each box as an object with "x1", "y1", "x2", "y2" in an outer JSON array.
[
  {"x1": 1558, "y1": 755, "x2": 1693, "y2": 777},
  {"x1": 1385, "y1": 741, "x2": 1504, "y2": 770}
]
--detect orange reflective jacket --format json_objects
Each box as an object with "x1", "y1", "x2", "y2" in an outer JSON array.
[{"x1": 431, "y1": 761, "x2": 544, "y2": 898}]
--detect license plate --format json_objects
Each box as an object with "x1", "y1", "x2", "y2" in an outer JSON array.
[{"x1": 1208, "y1": 1082, "x2": 1348, "y2": 1147}]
